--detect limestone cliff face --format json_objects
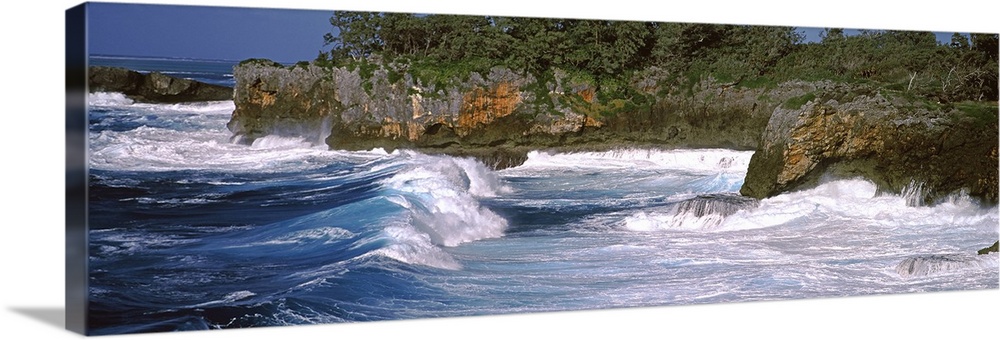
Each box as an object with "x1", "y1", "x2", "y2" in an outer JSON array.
[
  {"x1": 227, "y1": 61, "x2": 339, "y2": 143},
  {"x1": 227, "y1": 60, "x2": 999, "y2": 203},
  {"x1": 456, "y1": 82, "x2": 521, "y2": 135},
  {"x1": 740, "y1": 92, "x2": 999, "y2": 204},
  {"x1": 229, "y1": 60, "x2": 538, "y2": 152},
  {"x1": 227, "y1": 60, "x2": 812, "y2": 168}
]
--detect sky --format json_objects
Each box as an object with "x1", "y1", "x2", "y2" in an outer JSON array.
[
  {"x1": 85, "y1": 2, "x2": 982, "y2": 63},
  {"x1": 796, "y1": 27, "x2": 962, "y2": 44},
  {"x1": 87, "y1": 2, "x2": 335, "y2": 62}
]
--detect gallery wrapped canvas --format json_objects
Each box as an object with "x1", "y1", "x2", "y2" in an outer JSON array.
[{"x1": 65, "y1": 0, "x2": 999, "y2": 336}]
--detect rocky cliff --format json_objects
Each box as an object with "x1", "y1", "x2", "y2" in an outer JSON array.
[
  {"x1": 89, "y1": 66, "x2": 232, "y2": 103},
  {"x1": 227, "y1": 60, "x2": 998, "y2": 204},
  {"x1": 227, "y1": 60, "x2": 817, "y2": 168},
  {"x1": 739, "y1": 88, "x2": 998, "y2": 204},
  {"x1": 979, "y1": 241, "x2": 999, "y2": 254}
]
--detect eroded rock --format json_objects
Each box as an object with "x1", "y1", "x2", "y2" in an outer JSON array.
[
  {"x1": 226, "y1": 60, "x2": 801, "y2": 168},
  {"x1": 979, "y1": 241, "x2": 1000, "y2": 255},
  {"x1": 88, "y1": 66, "x2": 232, "y2": 103},
  {"x1": 740, "y1": 93, "x2": 998, "y2": 204}
]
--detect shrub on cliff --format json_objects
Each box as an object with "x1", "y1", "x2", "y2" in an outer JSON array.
[
  {"x1": 238, "y1": 58, "x2": 284, "y2": 68},
  {"x1": 316, "y1": 11, "x2": 997, "y2": 110}
]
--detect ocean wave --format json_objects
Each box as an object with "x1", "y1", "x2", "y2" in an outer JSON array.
[
  {"x1": 189, "y1": 290, "x2": 257, "y2": 308},
  {"x1": 250, "y1": 135, "x2": 316, "y2": 150},
  {"x1": 623, "y1": 194, "x2": 760, "y2": 231},
  {"x1": 89, "y1": 126, "x2": 384, "y2": 173},
  {"x1": 88, "y1": 92, "x2": 135, "y2": 106},
  {"x1": 382, "y1": 153, "x2": 508, "y2": 241},
  {"x1": 725, "y1": 179, "x2": 997, "y2": 231},
  {"x1": 331, "y1": 152, "x2": 509, "y2": 269},
  {"x1": 896, "y1": 254, "x2": 999, "y2": 278},
  {"x1": 87, "y1": 97, "x2": 392, "y2": 173},
  {"x1": 510, "y1": 148, "x2": 753, "y2": 174},
  {"x1": 621, "y1": 178, "x2": 998, "y2": 233},
  {"x1": 369, "y1": 221, "x2": 464, "y2": 270},
  {"x1": 210, "y1": 151, "x2": 509, "y2": 271},
  {"x1": 88, "y1": 92, "x2": 235, "y2": 112},
  {"x1": 250, "y1": 227, "x2": 356, "y2": 246},
  {"x1": 92, "y1": 231, "x2": 199, "y2": 257}
]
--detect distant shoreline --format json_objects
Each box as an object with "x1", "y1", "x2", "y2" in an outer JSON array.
[{"x1": 88, "y1": 66, "x2": 233, "y2": 103}]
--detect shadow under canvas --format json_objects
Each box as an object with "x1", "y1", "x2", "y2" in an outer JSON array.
[{"x1": 10, "y1": 307, "x2": 66, "y2": 330}]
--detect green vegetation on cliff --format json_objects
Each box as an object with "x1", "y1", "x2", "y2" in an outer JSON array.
[{"x1": 316, "y1": 11, "x2": 998, "y2": 113}]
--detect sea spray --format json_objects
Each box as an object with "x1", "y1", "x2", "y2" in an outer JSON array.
[
  {"x1": 88, "y1": 93, "x2": 388, "y2": 173},
  {"x1": 514, "y1": 148, "x2": 753, "y2": 173},
  {"x1": 896, "y1": 254, "x2": 999, "y2": 278},
  {"x1": 89, "y1": 91, "x2": 134, "y2": 106},
  {"x1": 250, "y1": 135, "x2": 314, "y2": 150},
  {"x1": 380, "y1": 152, "x2": 508, "y2": 248},
  {"x1": 249, "y1": 151, "x2": 512, "y2": 271},
  {"x1": 622, "y1": 194, "x2": 760, "y2": 231}
]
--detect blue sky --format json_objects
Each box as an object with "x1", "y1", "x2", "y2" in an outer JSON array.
[
  {"x1": 796, "y1": 27, "x2": 960, "y2": 44},
  {"x1": 87, "y1": 2, "x2": 334, "y2": 62},
  {"x1": 86, "y1": 2, "x2": 969, "y2": 62}
]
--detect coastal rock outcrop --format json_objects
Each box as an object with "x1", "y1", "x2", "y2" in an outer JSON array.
[
  {"x1": 227, "y1": 60, "x2": 819, "y2": 168},
  {"x1": 674, "y1": 194, "x2": 760, "y2": 218},
  {"x1": 979, "y1": 241, "x2": 1000, "y2": 255},
  {"x1": 740, "y1": 90, "x2": 998, "y2": 204},
  {"x1": 88, "y1": 66, "x2": 232, "y2": 103},
  {"x1": 226, "y1": 60, "x2": 998, "y2": 204}
]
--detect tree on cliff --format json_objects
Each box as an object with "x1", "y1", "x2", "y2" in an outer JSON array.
[
  {"x1": 324, "y1": 11, "x2": 383, "y2": 60},
  {"x1": 318, "y1": 11, "x2": 997, "y2": 104}
]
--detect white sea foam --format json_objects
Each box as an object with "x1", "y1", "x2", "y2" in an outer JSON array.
[
  {"x1": 87, "y1": 99, "x2": 392, "y2": 172},
  {"x1": 381, "y1": 152, "x2": 508, "y2": 247},
  {"x1": 511, "y1": 148, "x2": 753, "y2": 174},
  {"x1": 367, "y1": 152, "x2": 511, "y2": 270},
  {"x1": 722, "y1": 179, "x2": 997, "y2": 232},
  {"x1": 250, "y1": 135, "x2": 314, "y2": 150},
  {"x1": 88, "y1": 92, "x2": 235, "y2": 113},
  {"x1": 87, "y1": 98, "x2": 401, "y2": 173},
  {"x1": 624, "y1": 210, "x2": 732, "y2": 231},
  {"x1": 91, "y1": 232, "x2": 199, "y2": 256},
  {"x1": 371, "y1": 222, "x2": 464, "y2": 270},
  {"x1": 88, "y1": 92, "x2": 134, "y2": 106},
  {"x1": 896, "y1": 254, "x2": 999, "y2": 278},
  {"x1": 621, "y1": 178, "x2": 998, "y2": 234},
  {"x1": 622, "y1": 194, "x2": 760, "y2": 231},
  {"x1": 189, "y1": 290, "x2": 256, "y2": 308},
  {"x1": 128, "y1": 197, "x2": 218, "y2": 205},
  {"x1": 254, "y1": 227, "x2": 356, "y2": 246}
]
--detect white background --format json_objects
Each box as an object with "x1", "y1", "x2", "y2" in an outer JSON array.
[{"x1": 2, "y1": 0, "x2": 998, "y2": 339}]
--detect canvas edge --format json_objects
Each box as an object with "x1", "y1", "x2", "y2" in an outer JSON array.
[
  {"x1": 65, "y1": 2, "x2": 89, "y2": 335},
  {"x1": 58, "y1": 1, "x2": 1000, "y2": 337}
]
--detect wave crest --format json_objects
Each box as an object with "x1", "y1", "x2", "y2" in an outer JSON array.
[
  {"x1": 352, "y1": 152, "x2": 512, "y2": 270},
  {"x1": 896, "y1": 254, "x2": 999, "y2": 278},
  {"x1": 514, "y1": 148, "x2": 753, "y2": 173},
  {"x1": 89, "y1": 92, "x2": 134, "y2": 106},
  {"x1": 623, "y1": 194, "x2": 759, "y2": 231},
  {"x1": 382, "y1": 152, "x2": 508, "y2": 247}
]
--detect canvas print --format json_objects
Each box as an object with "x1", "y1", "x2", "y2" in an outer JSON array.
[{"x1": 68, "y1": 2, "x2": 999, "y2": 335}]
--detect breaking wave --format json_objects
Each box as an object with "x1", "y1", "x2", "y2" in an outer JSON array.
[
  {"x1": 896, "y1": 254, "x2": 999, "y2": 278},
  {"x1": 514, "y1": 148, "x2": 753, "y2": 173}
]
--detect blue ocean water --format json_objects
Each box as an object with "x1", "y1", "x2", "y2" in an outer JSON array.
[
  {"x1": 90, "y1": 55, "x2": 240, "y2": 87},
  {"x1": 86, "y1": 56, "x2": 1000, "y2": 335}
]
